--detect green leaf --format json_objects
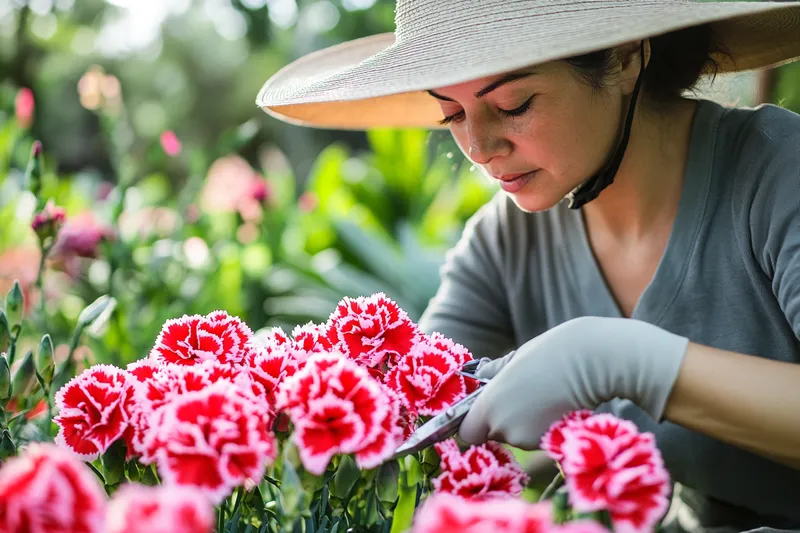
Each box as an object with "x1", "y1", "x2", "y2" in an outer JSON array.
[
  {"x1": 101, "y1": 439, "x2": 127, "y2": 486},
  {"x1": 280, "y1": 445, "x2": 305, "y2": 516},
  {"x1": 375, "y1": 461, "x2": 399, "y2": 504},
  {"x1": 331, "y1": 455, "x2": 361, "y2": 500},
  {"x1": 0, "y1": 430, "x2": 16, "y2": 459}
]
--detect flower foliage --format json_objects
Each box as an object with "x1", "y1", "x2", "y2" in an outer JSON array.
[{"x1": 38, "y1": 292, "x2": 672, "y2": 533}]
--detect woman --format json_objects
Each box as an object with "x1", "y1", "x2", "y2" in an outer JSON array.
[{"x1": 257, "y1": 2, "x2": 800, "y2": 532}]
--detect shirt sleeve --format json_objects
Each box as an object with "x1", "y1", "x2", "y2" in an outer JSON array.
[
  {"x1": 739, "y1": 107, "x2": 800, "y2": 337},
  {"x1": 417, "y1": 192, "x2": 516, "y2": 359}
]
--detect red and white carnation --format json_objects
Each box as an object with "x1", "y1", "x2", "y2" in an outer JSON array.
[
  {"x1": 540, "y1": 409, "x2": 594, "y2": 462},
  {"x1": 146, "y1": 380, "x2": 277, "y2": 504},
  {"x1": 385, "y1": 339, "x2": 474, "y2": 417},
  {"x1": 432, "y1": 439, "x2": 530, "y2": 499},
  {"x1": 149, "y1": 310, "x2": 254, "y2": 366},
  {"x1": 0, "y1": 443, "x2": 107, "y2": 533},
  {"x1": 291, "y1": 321, "x2": 334, "y2": 354},
  {"x1": 106, "y1": 484, "x2": 214, "y2": 533},
  {"x1": 54, "y1": 364, "x2": 137, "y2": 460},
  {"x1": 411, "y1": 492, "x2": 554, "y2": 533},
  {"x1": 560, "y1": 414, "x2": 671, "y2": 533},
  {"x1": 276, "y1": 352, "x2": 402, "y2": 475},
  {"x1": 325, "y1": 293, "x2": 419, "y2": 371}
]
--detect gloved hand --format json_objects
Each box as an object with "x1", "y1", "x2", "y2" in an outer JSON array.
[{"x1": 458, "y1": 316, "x2": 690, "y2": 449}]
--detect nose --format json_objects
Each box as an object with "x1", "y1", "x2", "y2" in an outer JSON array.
[{"x1": 465, "y1": 118, "x2": 511, "y2": 165}]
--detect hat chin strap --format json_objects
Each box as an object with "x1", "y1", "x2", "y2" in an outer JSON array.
[{"x1": 567, "y1": 42, "x2": 647, "y2": 210}]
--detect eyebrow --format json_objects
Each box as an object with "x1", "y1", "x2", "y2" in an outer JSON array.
[{"x1": 427, "y1": 70, "x2": 539, "y2": 101}]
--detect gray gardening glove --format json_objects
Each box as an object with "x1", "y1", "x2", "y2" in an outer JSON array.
[{"x1": 458, "y1": 316, "x2": 690, "y2": 449}]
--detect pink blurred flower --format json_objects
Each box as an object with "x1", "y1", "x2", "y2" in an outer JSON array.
[
  {"x1": 432, "y1": 439, "x2": 529, "y2": 500},
  {"x1": 54, "y1": 364, "x2": 138, "y2": 461},
  {"x1": 560, "y1": 414, "x2": 671, "y2": 533},
  {"x1": 15, "y1": 87, "x2": 35, "y2": 128},
  {"x1": 160, "y1": 130, "x2": 182, "y2": 156},
  {"x1": 249, "y1": 178, "x2": 271, "y2": 203},
  {"x1": 298, "y1": 191, "x2": 318, "y2": 212},
  {"x1": 0, "y1": 443, "x2": 107, "y2": 533},
  {"x1": 411, "y1": 492, "x2": 553, "y2": 533},
  {"x1": 200, "y1": 155, "x2": 265, "y2": 217},
  {"x1": 106, "y1": 484, "x2": 214, "y2": 533},
  {"x1": 0, "y1": 246, "x2": 41, "y2": 316},
  {"x1": 50, "y1": 212, "x2": 115, "y2": 260}
]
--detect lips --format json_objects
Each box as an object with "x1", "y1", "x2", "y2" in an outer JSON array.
[
  {"x1": 493, "y1": 170, "x2": 537, "y2": 193},
  {"x1": 493, "y1": 170, "x2": 537, "y2": 182}
]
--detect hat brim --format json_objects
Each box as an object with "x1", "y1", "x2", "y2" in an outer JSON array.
[{"x1": 257, "y1": 1, "x2": 800, "y2": 130}]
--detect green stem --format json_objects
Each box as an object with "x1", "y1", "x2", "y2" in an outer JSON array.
[
  {"x1": 35, "y1": 243, "x2": 50, "y2": 326},
  {"x1": 539, "y1": 471, "x2": 565, "y2": 501},
  {"x1": 389, "y1": 481, "x2": 417, "y2": 533}
]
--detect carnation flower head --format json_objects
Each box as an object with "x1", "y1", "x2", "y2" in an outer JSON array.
[
  {"x1": 292, "y1": 321, "x2": 334, "y2": 353},
  {"x1": 276, "y1": 352, "x2": 402, "y2": 475},
  {"x1": 560, "y1": 414, "x2": 671, "y2": 533},
  {"x1": 540, "y1": 409, "x2": 594, "y2": 462},
  {"x1": 107, "y1": 484, "x2": 214, "y2": 533},
  {"x1": 432, "y1": 439, "x2": 529, "y2": 499},
  {"x1": 54, "y1": 364, "x2": 137, "y2": 460},
  {"x1": 0, "y1": 443, "x2": 107, "y2": 533},
  {"x1": 386, "y1": 338, "x2": 476, "y2": 417},
  {"x1": 325, "y1": 293, "x2": 420, "y2": 371},
  {"x1": 411, "y1": 492, "x2": 553, "y2": 533},
  {"x1": 147, "y1": 380, "x2": 277, "y2": 504},
  {"x1": 149, "y1": 310, "x2": 254, "y2": 366}
]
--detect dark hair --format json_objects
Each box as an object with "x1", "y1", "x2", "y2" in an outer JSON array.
[{"x1": 563, "y1": 24, "x2": 730, "y2": 104}]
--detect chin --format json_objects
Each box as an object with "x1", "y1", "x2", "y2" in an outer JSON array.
[{"x1": 507, "y1": 190, "x2": 564, "y2": 213}]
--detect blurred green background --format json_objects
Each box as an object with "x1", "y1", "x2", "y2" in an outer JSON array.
[{"x1": 0, "y1": 0, "x2": 798, "y2": 371}]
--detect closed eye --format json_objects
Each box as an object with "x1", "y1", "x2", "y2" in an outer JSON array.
[
  {"x1": 438, "y1": 95, "x2": 535, "y2": 126},
  {"x1": 499, "y1": 95, "x2": 534, "y2": 117}
]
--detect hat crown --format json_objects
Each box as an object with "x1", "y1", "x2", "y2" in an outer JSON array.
[{"x1": 394, "y1": 0, "x2": 692, "y2": 41}]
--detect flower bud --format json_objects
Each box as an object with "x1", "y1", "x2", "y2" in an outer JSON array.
[
  {"x1": 32, "y1": 202, "x2": 66, "y2": 244},
  {"x1": 35, "y1": 334, "x2": 55, "y2": 385},
  {"x1": 77, "y1": 295, "x2": 114, "y2": 329},
  {"x1": 0, "y1": 355, "x2": 11, "y2": 400},
  {"x1": 4, "y1": 281, "x2": 24, "y2": 328},
  {"x1": 24, "y1": 141, "x2": 44, "y2": 199}
]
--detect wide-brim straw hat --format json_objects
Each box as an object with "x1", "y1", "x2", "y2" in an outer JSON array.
[{"x1": 256, "y1": 0, "x2": 800, "y2": 131}]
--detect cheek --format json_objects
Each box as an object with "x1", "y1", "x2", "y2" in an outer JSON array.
[{"x1": 517, "y1": 93, "x2": 620, "y2": 180}]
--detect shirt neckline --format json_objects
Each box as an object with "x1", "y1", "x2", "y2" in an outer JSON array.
[{"x1": 569, "y1": 98, "x2": 725, "y2": 322}]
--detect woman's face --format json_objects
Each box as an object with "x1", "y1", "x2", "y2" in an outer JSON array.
[{"x1": 430, "y1": 60, "x2": 628, "y2": 212}]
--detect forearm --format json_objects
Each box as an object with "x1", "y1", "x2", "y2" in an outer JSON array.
[{"x1": 663, "y1": 342, "x2": 800, "y2": 469}]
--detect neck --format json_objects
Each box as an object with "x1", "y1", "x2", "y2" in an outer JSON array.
[{"x1": 581, "y1": 97, "x2": 698, "y2": 241}]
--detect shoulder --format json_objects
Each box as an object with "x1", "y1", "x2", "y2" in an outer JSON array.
[
  {"x1": 719, "y1": 103, "x2": 800, "y2": 209},
  {"x1": 723, "y1": 102, "x2": 800, "y2": 174},
  {"x1": 719, "y1": 103, "x2": 800, "y2": 273}
]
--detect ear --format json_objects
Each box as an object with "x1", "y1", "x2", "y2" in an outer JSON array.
[{"x1": 615, "y1": 40, "x2": 650, "y2": 95}]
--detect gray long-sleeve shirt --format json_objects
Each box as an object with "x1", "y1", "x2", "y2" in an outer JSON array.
[{"x1": 418, "y1": 98, "x2": 800, "y2": 531}]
